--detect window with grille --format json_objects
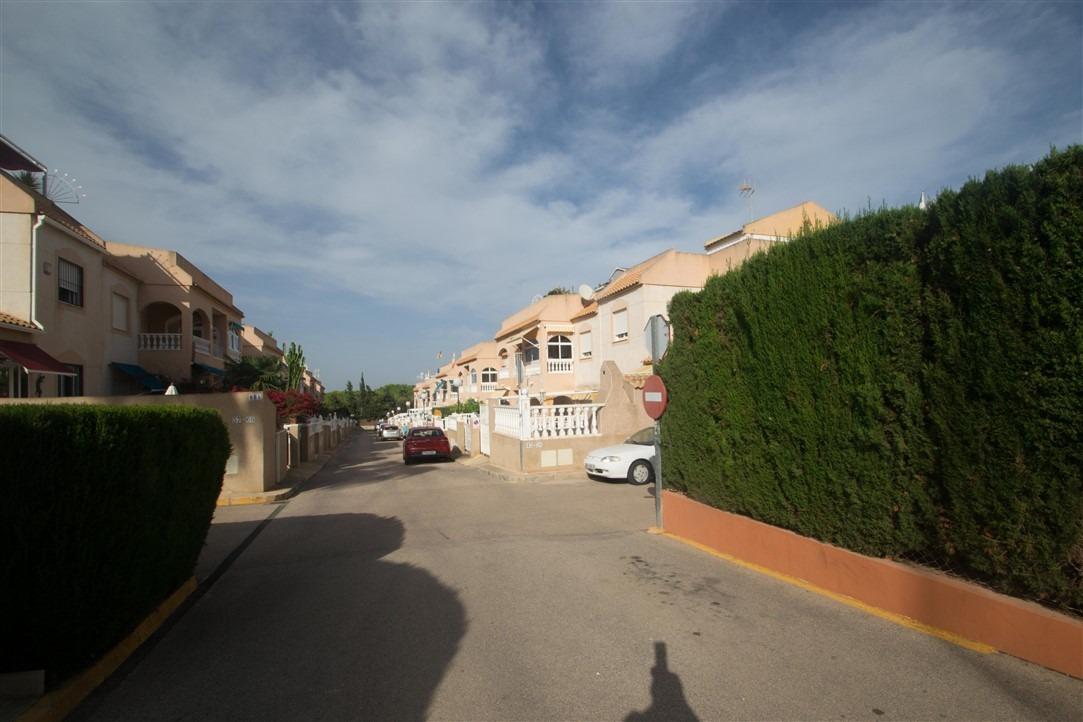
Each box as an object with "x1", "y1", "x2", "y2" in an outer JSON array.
[
  {"x1": 548, "y1": 335, "x2": 572, "y2": 360},
  {"x1": 612, "y1": 309, "x2": 628, "y2": 340},
  {"x1": 112, "y1": 293, "x2": 129, "y2": 331},
  {"x1": 482, "y1": 367, "x2": 497, "y2": 383},
  {"x1": 580, "y1": 332, "x2": 592, "y2": 358},
  {"x1": 58, "y1": 364, "x2": 83, "y2": 397},
  {"x1": 58, "y1": 259, "x2": 83, "y2": 307}
]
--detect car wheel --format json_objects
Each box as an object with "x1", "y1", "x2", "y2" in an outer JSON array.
[{"x1": 627, "y1": 460, "x2": 653, "y2": 486}]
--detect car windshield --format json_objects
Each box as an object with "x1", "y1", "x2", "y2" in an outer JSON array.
[
  {"x1": 409, "y1": 429, "x2": 443, "y2": 438},
  {"x1": 625, "y1": 427, "x2": 654, "y2": 446},
  {"x1": 384, "y1": 425, "x2": 399, "y2": 431}
]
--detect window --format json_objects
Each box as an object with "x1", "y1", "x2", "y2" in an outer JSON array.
[
  {"x1": 58, "y1": 259, "x2": 83, "y2": 307},
  {"x1": 580, "y1": 331, "x2": 592, "y2": 358},
  {"x1": 58, "y1": 364, "x2": 83, "y2": 397},
  {"x1": 523, "y1": 343, "x2": 539, "y2": 364},
  {"x1": 0, "y1": 366, "x2": 29, "y2": 398},
  {"x1": 228, "y1": 329, "x2": 242, "y2": 353},
  {"x1": 470, "y1": 369, "x2": 477, "y2": 385},
  {"x1": 548, "y1": 335, "x2": 572, "y2": 360},
  {"x1": 112, "y1": 293, "x2": 129, "y2": 331},
  {"x1": 612, "y1": 309, "x2": 628, "y2": 340},
  {"x1": 481, "y1": 367, "x2": 497, "y2": 383}
]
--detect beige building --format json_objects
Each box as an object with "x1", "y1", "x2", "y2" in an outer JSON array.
[
  {"x1": 241, "y1": 324, "x2": 284, "y2": 362},
  {"x1": 107, "y1": 242, "x2": 244, "y2": 388},
  {"x1": 0, "y1": 167, "x2": 149, "y2": 397}
]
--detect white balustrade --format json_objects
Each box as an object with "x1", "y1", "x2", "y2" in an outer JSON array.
[
  {"x1": 547, "y1": 359, "x2": 573, "y2": 374},
  {"x1": 493, "y1": 403, "x2": 604, "y2": 439},
  {"x1": 527, "y1": 403, "x2": 603, "y2": 439},
  {"x1": 192, "y1": 336, "x2": 211, "y2": 355},
  {"x1": 480, "y1": 382, "x2": 498, "y2": 392},
  {"x1": 138, "y1": 333, "x2": 182, "y2": 351}
]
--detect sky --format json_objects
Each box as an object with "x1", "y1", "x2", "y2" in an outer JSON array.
[{"x1": 1, "y1": 1, "x2": 1079, "y2": 389}]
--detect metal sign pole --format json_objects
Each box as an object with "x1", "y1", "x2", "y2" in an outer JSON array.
[{"x1": 650, "y1": 324, "x2": 663, "y2": 530}]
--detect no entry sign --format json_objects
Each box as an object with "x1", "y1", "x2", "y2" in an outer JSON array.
[{"x1": 642, "y1": 375, "x2": 668, "y2": 420}]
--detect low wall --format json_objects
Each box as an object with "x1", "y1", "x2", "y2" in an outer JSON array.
[{"x1": 662, "y1": 491, "x2": 1083, "y2": 679}]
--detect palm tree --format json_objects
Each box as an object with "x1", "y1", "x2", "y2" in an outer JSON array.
[{"x1": 224, "y1": 355, "x2": 286, "y2": 390}]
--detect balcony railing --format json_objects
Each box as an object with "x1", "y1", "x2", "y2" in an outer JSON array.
[
  {"x1": 138, "y1": 333, "x2": 182, "y2": 351},
  {"x1": 480, "y1": 382, "x2": 498, "y2": 392},
  {"x1": 192, "y1": 336, "x2": 211, "y2": 355},
  {"x1": 524, "y1": 362, "x2": 540, "y2": 377},
  {"x1": 547, "y1": 359, "x2": 573, "y2": 374}
]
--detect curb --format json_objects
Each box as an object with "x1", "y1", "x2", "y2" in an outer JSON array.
[
  {"x1": 17, "y1": 578, "x2": 197, "y2": 722},
  {"x1": 460, "y1": 458, "x2": 583, "y2": 484},
  {"x1": 215, "y1": 448, "x2": 341, "y2": 506}
]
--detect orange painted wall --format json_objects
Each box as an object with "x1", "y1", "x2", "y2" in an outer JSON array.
[{"x1": 662, "y1": 490, "x2": 1083, "y2": 679}]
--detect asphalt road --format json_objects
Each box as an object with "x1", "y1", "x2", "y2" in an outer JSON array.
[{"x1": 75, "y1": 431, "x2": 1082, "y2": 721}]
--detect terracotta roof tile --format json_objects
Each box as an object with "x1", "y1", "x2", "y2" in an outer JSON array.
[
  {"x1": 0, "y1": 311, "x2": 35, "y2": 330},
  {"x1": 570, "y1": 301, "x2": 598, "y2": 321}
]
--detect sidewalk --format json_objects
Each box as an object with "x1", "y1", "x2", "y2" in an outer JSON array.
[{"x1": 455, "y1": 454, "x2": 585, "y2": 484}]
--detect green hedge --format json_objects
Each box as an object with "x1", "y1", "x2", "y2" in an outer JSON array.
[
  {"x1": 0, "y1": 405, "x2": 230, "y2": 678},
  {"x1": 659, "y1": 147, "x2": 1082, "y2": 611}
]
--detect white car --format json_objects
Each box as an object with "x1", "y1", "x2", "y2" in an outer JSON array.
[
  {"x1": 380, "y1": 424, "x2": 403, "y2": 441},
  {"x1": 584, "y1": 427, "x2": 656, "y2": 485}
]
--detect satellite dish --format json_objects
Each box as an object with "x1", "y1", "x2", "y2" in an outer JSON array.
[{"x1": 578, "y1": 284, "x2": 595, "y2": 301}]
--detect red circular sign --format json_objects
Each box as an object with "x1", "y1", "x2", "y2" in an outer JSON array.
[{"x1": 642, "y1": 374, "x2": 668, "y2": 420}]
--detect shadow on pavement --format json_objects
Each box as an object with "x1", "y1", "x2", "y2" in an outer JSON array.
[
  {"x1": 74, "y1": 513, "x2": 467, "y2": 722},
  {"x1": 625, "y1": 641, "x2": 700, "y2": 722}
]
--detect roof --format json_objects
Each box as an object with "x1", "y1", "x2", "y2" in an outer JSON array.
[
  {"x1": 570, "y1": 302, "x2": 597, "y2": 322},
  {"x1": 0, "y1": 134, "x2": 47, "y2": 173},
  {"x1": 0, "y1": 169, "x2": 107, "y2": 251},
  {"x1": 0, "y1": 311, "x2": 36, "y2": 331},
  {"x1": 704, "y1": 201, "x2": 835, "y2": 251},
  {"x1": 593, "y1": 248, "x2": 674, "y2": 302}
]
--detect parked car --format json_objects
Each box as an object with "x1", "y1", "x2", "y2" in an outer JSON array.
[
  {"x1": 403, "y1": 427, "x2": 452, "y2": 464},
  {"x1": 584, "y1": 427, "x2": 655, "y2": 485},
  {"x1": 380, "y1": 424, "x2": 403, "y2": 441}
]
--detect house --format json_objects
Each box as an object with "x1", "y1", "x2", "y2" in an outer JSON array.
[
  {"x1": 703, "y1": 200, "x2": 835, "y2": 271},
  {"x1": 0, "y1": 162, "x2": 147, "y2": 397},
  {"x1": 106, "y1": 242, "x2": 245, "y2": 389},
  {"x1": 241, "y1": 324, "x2": 284, "y2": 362}
]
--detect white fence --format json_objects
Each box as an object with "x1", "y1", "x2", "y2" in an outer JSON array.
[
  {"x1": 547, "y1": 359, "x2": 573, "y2": 374},
  {"x1": 480, "y1": 403, "x2": 491, "y2": 455},
  {"x1": 493, "y1": 403, "x2": 604, "y2": 440},
  {"x1": 138, "y1": 333, "x2": 181, "y2": 351}
]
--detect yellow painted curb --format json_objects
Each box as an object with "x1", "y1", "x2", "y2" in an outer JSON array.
[
  {"x1": 659, "y1": 530, "x2": 996, "y2": 655},
  {"x1": 19, "y1": 577, "x2": 198, "y2": 722}
]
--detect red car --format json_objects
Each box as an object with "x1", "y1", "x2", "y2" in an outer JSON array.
[{"x1": 403, "y1": 427, "x2": 452, "y2": 464}]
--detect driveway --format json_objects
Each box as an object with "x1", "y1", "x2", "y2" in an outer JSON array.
[{"x1": 74, "y1": 431, "x2": 1082, "y2": 721}]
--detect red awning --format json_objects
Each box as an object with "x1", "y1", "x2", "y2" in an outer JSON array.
[{"x1": 0, "y1": 340, "x2": 76, "y2": 375}]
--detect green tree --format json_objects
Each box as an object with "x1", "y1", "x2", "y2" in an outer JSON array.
[
  {"x1": 285, "y1": 342, "x2": 305, "y2": 391},
  {"x1": 224, "y1": 355, "x2": 285, "y2": 390}
]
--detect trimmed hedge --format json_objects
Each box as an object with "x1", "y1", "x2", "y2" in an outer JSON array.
[
  {"x1": 659, "y1": 147, "x2": 1083, "y2": 611},
  {"x1": 0, "y1": 405, "x2": 230, "y2": 678},
  {"x1": 434, "y1": 399, "x2": 480, "y2": 417}
]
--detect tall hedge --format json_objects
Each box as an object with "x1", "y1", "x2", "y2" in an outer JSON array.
[
  {"x1": 659, "y1": 147, "x2": 1082, "y2": 611},
  {"x1": 0, "y1": 405, "x2": 230, "y2": 679},
  {"x1": 921, "y1": 148, "x2": 1083, "y2": 605}
]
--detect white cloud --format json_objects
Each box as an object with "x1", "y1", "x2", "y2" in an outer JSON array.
[{"x1": 0, "y1": 1, "x2": 1077, "y2": 386}]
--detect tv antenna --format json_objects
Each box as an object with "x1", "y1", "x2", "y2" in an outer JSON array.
[
  {"x1": 738, "y1": 178, "x2": 755, "y2": 222},
  {"x1": 45, "y1": 169, "x2": 87, "y2": 205}
]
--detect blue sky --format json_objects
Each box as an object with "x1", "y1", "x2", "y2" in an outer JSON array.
[{"x1": 2, "y1": 1, "x2": 1079, "y2": 389}]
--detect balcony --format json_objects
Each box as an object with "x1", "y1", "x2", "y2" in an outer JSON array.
[
  {"x1": 498, "y1": 368, "x2": 509, "y2": 379},
  {"x1": 547, "y1": 359, "x2": 573, "y2": 374},
  {"x1": 480, "y1": 382, "x2": 498, "y2": 392},
  {"x1": 524, "y1": 362, "x2": 540, "y2": 377},
  {"x1": 192, "y1": 336, "x2": 211, "y2": 356},
  {"x1": 138, "y1": 333, "x2": 182, "y2": 351}
]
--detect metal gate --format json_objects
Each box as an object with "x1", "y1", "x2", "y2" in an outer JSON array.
[{"x1": 479, "y1": 402, "x2": 491, "y2": 455}]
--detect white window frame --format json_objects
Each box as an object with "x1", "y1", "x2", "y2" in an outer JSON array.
[
  {"x1": 612, "y1": 309, "x2": 628, "y2": 341},
  {"x1": 547, "y1": 335, "x2": 572, "y2": 360},
  {"x1": 580, "y1": 331, "x2": 592, "y2": 358},
  {"x1": 481, "y1": 367, "x2": 497, "y2": 383}
]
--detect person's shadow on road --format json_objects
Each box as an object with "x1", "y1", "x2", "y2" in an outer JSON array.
[{"x1": 625, "y1": 641, "x2": 701, "y2": 722}]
